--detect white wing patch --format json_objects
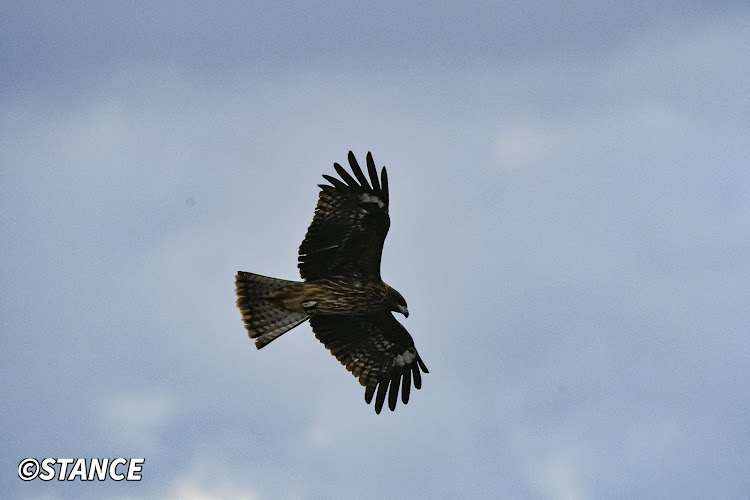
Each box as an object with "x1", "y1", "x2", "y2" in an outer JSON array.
[
  {"x1": 395, "y1": 347, "x2": 417, "y2": 367},
  {"x1": 360, "y1": 192, "x2": 386, "y2": 209},
  {"x1": 302, "y1": 300, "x2": 317, "y2": 311}
]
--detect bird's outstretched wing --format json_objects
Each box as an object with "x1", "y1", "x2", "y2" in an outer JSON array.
[
  {"x1": 310, "y1": 313, "x2": 428, "y2": 414},
  {"x1": 298, "y1": 151, "x2": 390, "y2": 281}
]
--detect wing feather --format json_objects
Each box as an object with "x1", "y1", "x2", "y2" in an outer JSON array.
[
  {"x1": 412, "y1": 363, "x2": 422, "y2": 390},
  {"x1": 310, "y1": 313, "x2": 428, "y2": 414},
  {"x1": 365, "y1": 383, "x2": 377, "y2": 404},
  {"x1": 380, "y1": 167, "x2": 389, "y2": 205},
  {"x1": 333, "y1": 162, "x2": 360, "y2": 188},
  {"x1": 366, "y1": 152, "x2": 380, "y2": 192},
  {"x1": 375, "y1": 381, "x2": 389, "y2": 414},
  {"x1": 321, "y1": 174, "x2": 349, "y2": 192},
  {"x1": 388, "y1": 375, "x2": 401, "y2": 411},
  {"x1": 401, "y1": 368, "x2": 411, "y2": 404},
  {"x1": 348, "y1": 151, "x2": 373, "y2": 189}
]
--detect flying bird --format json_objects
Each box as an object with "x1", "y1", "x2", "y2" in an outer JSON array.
[{"x1": 235, "y1": 151, "x2": 428, "y2": 413}]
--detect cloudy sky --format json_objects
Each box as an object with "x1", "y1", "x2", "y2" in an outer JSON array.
[{"x1": 2, "y1": 2, "x2": 749, "y2": 498}]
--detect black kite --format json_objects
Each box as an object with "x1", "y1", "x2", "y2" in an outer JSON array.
[{"x1": 235, "y1": 151, "x2": 428, "y2": 413}]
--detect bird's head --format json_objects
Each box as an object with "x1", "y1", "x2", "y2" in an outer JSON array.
[{"x1": 385, "y1": 284, "x2": 409, "y2": 318}]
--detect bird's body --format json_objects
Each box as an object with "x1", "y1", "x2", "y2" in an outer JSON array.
[
  {"x1": 235, "y1": 151, "x2": 427, "y2": 413},
  {"x1": 264, "y1": 277, "x2": 397, "y2": 316}
]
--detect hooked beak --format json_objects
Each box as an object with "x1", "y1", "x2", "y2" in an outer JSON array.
[{"x1": 398, "y1": 305, "x2": 409, "y2": 318}]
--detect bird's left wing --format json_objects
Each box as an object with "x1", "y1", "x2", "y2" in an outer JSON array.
[
  {"x1": 298, "y1": 151, "x2": 390, "y2": 281},
  {"x1": 310, "y1": 313, "x2": 428, "y2": 414}
]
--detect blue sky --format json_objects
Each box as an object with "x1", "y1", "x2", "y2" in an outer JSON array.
[{"x1": 2, "y1": 2, "x2": 749, "y2": 498}]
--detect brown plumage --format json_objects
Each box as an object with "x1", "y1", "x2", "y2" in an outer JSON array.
[{"x1": 235, "y1": 151, "x2": 428, "y2": 414}]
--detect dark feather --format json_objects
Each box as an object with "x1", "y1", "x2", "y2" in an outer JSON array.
[
  {"x1": 321, "y1": 174, "x2": 349, "y2": 192},
  {"x1": 318, "y1": 184, "x2": 338, "y2": 196},
  {"x1": 348, "y1": 151, "x2": 373, "y2": 189},
  {"x1": 388, "y1": 375, "x2": 401, "y2": 411},
  {"x1": 375, "y1": 381, "x2": 388, "y2": 414},
  {"x1": 333, "y1": 162, "x2": 359, "y2": 188},
  {"x1": 380, "y1": 167, "x2": 389, "y2": 205},
  {"x1": 366, "y1": 152, "x2": 380, "y2": 192},
  {"x1": 365, "y1": 384, "x2": 376, "y2": 404},
  {"x1": 402, "y1": 368, "x2": 411, "y2": 404}
]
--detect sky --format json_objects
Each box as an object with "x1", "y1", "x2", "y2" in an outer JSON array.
[{"x1": 1, "y1": 2, "x2": 749, "y2": 498}]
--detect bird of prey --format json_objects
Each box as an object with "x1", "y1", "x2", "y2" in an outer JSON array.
[{"x1": 236, "y1": 151, "x2": 428, "y2": 413}]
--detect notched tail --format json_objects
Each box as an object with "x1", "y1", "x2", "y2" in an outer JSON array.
[{"x1": 235, "y1": 271, "x2": 310, "y2": 349}]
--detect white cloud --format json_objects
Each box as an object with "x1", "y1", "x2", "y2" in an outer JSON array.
[
  {"x1": 158, "y1": 457, "x2": 262, "y2": 500},
  {"x1": 492, "y1": 116, "x2": 583, "y2": 171},
  {"x1": 99, "y1": 388, "x2": 177, "y2": 450},
  {"x1": 165, "y1": 479, "x2": 259, "y2": 500},
  {"x1": 533, "y1": 452, "x2": 590, "y2": 500}
]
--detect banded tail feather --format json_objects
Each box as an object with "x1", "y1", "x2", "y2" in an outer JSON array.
[{"x1": 235, "y1": 271, "x2": 310, "y2": 349}]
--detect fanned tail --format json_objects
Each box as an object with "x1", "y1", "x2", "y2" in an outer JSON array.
[{"x1": 235, "y1": 271, "x2": 309, "y2": 349}]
